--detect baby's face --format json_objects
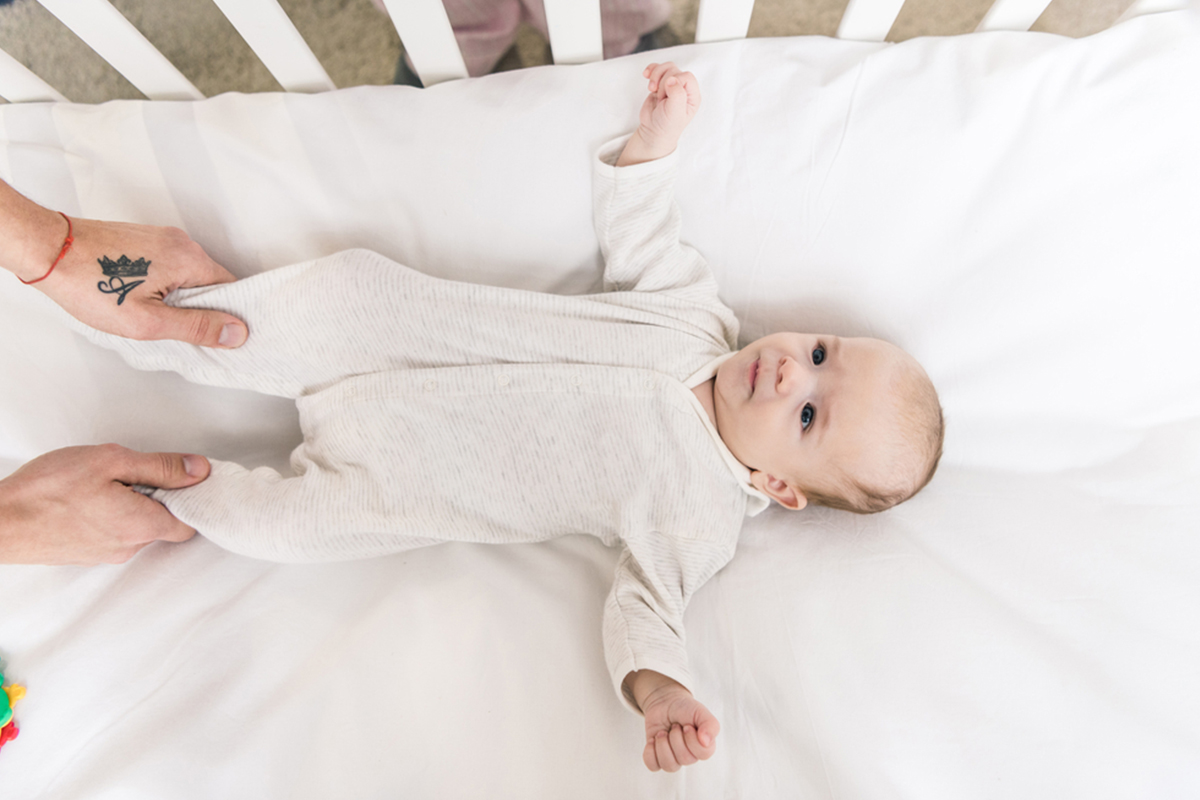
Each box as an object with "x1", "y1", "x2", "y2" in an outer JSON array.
[{"x1": 712, "y1": 332, "x2": 913, "y2": 508}]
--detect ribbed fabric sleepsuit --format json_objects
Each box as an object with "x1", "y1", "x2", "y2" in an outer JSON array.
[{"x1": 73, "y1": 137, "x2": 769, "y2": 712}]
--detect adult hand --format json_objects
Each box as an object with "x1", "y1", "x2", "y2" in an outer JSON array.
[
  {"x1": 29, "y1": 215, "x2": 247, "y2": 347},
  {"x1": 627, "y1": 669, "x2": 720, "y2": 772},
  {"x1": 1, "y1": 179, "x2": 247, "y2": 348},
  {"x1": 0, "y1": 445, "x2": 208, "y2": 565}
]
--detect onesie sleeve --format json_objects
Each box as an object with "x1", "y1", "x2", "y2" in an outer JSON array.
[
  {"x1": 602, "y1": 529, "x2": 735, "y2": 715},
  {"x1": 592, "y1": 137, "x2": 727, "y2": 306}
]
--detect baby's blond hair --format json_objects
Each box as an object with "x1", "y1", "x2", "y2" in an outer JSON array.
[{"x1": 798, "y1": 358, "x2": 944, "y2": 515}]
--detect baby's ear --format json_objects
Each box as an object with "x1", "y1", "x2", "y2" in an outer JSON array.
[{"x1": 749, "y1": 471, "x2": 807, "y2": 511}]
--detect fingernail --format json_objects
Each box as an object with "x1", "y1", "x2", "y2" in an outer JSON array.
[
  {"x1": 183, "y1": 455, "x2": 205, "y2": 477},
  {"x1": 699, "y1": 733, "x2": 711, "y2": 746},
  {"x1": 219, "y1": 322, "x2": 247, "y2": 348}
]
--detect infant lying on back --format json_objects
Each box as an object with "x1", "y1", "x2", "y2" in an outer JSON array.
[{"x1": 77, "y1": 62, "x2": 943, "y2": 772}]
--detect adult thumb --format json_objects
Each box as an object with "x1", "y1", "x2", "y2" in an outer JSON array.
[
  {"x1": 111, "y1": 448, "x2": 212, "y2": 490},
  {"x1": 149, "y1": 305, "x2": 248, "y2": 348}
]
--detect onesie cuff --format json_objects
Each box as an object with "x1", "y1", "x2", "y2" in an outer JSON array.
[{"x1": 595, "y1": 134, "x2": 681, "y2": 175}]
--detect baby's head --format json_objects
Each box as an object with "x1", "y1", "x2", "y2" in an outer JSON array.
[{"x1": 712, "y1": 332, "x2": 943, "y2": 514}]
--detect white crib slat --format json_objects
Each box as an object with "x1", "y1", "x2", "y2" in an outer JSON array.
[
  {"x1": 543, "y1": 0, "x2": 603, "y2": 64},
  {"x1": 378, "y1": 0, "x2": 467, "y2": 86},
  {"x1": 34, "y1": 0, "x2": 202, "y2": 100},
  {"x1": 1117, "y1": 0, "x2": 1190, "y2": 23},
  {"x1": 694, "y1": 0, "x2": 756, "y2": 43},
  {"x1": 975, "y1": 0, "x2": 1055, "y2": 32},
  {"x1": 0, "y1": 48, "x2": 67, "y2": 103},
  {"x1": 837, "y1": 0, "x2": 907, "y2": 40},
  {"x1": 210, "y1": 0, "x2": 335, "y2": 93}
]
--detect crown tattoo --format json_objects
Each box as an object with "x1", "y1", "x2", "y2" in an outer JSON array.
[{"x1": 98, "y1": 255, "x2": 151, "y2": 278}]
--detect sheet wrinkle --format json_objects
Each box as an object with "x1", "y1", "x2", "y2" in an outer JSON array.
[
  {"x1": 36, "y1": 622, "x2": 222, "y2": 798},
  {"x1": 805, "y1": 63, "x2": 864, "y2": 254}
]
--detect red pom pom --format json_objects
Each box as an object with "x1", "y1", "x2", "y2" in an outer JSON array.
[{"x1": 0, "y1": 722, "x2": 18, "y2": 749}]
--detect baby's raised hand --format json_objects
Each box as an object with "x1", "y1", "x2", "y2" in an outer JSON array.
[
  {"x1": 616, "y1": 62, "x2": 701, "y2": 167},
  {"x1": 638, "y1": 677, "x2": 720, "y2": 772}
]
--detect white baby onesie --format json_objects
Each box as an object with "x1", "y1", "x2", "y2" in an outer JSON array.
[{"x1": 72, "y1": 138, "x2": 770, "y2": 712}]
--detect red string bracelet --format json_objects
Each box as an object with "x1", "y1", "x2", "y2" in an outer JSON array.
[{"x1": 20, "y1": 212, "x2": 74, "y2": 285}]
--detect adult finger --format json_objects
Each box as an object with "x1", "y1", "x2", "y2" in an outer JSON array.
[
  {"x1": 110, "y1": 475, "x2": 201, "y2": 556},
  {"x1": 137, "y1": 302, "x2": 248, "y2": 348},
  {"x1": 107, "y1": 447, "x2": 211, "y2": 489},
  {"x1": 127, "y1": 227, "x2": 247, "y2": 347},
  {"x1": 175, "y1": 245, "x2": 239, "y2": 287},
  {"x1": 102, "y1": 538, "x2": 154, "y2": 565},
  {"x1": 141, "y1": 513, "x2": 198, "y2": 546},
  {"x1": 86, "y1": 483, "x2": 198, "y2": 563}
]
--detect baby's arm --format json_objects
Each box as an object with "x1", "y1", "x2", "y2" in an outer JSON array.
[
  {"x1": 626, "y1": 669, "x2": 719, "y2": 772},
  {"x1": 616, "y1": 63, "x2": 701, "y2": 167},
  {"x1": 604, "y1": 533, "x2": 732, "y2": 771}
]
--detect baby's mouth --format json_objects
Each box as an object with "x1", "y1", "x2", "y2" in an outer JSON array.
[{"x1": 750, "y1": 359, "x2": 759, "y2": 394}]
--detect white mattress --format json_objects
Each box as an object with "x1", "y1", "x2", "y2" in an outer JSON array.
[{"x1": 1, "y1": 11, "x2": 1198, "y2": 798}]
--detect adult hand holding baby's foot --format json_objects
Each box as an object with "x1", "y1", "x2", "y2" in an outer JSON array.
[
  {"x1": 629, "y1": 669, "x2": 720, "y2": 772},
  {"x1": 0, "y1": 445, "x2": 207, "y2": 565},
  {"x1": 617, "y1": 62, "x2": 701, "y2": 167},
  {"x1": 1, "y1": 179, "x2": 248, "y2": 349}
]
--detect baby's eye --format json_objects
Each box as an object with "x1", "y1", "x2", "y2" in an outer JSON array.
[
  {"x1": 812, "y1": 345, "x2": 826, "y2": 366},
  {"x1": 800, "y1": 404, "x2": 815, "y2": 431}
]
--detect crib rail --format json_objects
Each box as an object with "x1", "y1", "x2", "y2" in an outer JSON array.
[{"x1": 0, "y1": 0, "x2": 1187, "y2": 103}]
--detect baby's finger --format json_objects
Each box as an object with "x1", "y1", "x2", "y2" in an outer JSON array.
[
  {"x1": 669, "y1": 725, "x2": 698, "y2": 766},
  {"x1": 665, "y1": 70, "x2": 699, "y2": 106},
  {"x1": 654, "y1": 730, "x2": 681, "y2": 773},
  {"x1": 647, "y1": 61, "x2": 677, "y2": 93},
  {"x1": 643, "y1": 740, "x2": 661, "y2": 771},
  {"x1": 697, "y1": 715, "x2": 721, "y2": 753},
  {"x1": 683, "y1": 724, "x2": 713, "y2": 761}
]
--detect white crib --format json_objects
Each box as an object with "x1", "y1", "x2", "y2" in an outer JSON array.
[
  {"x1": 0, "y1": 0, "x2": 1187, "y2": 102},
  {"x1": 1, "y1": 1, "x2": 1198, "y2": 798}
]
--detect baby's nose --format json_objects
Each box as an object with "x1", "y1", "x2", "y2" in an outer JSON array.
[{"x1": 778, "y1": 357, "x2": 814, "y2": 396}]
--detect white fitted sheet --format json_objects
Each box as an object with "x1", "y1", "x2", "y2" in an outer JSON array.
[{"x1": 1, "y1": 11, "x2": 1198, "y2": 798}]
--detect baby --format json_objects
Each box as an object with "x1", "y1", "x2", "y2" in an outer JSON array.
[{"x1": 75, "y1": 63, "x2": 943, "y2": 772}]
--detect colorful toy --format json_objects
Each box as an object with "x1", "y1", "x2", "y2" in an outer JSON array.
[{"x1": 0, "y1": 660, "x2": 23, "y2": 751}]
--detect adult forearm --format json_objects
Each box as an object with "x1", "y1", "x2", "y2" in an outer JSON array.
[{"x1": 0, "y1": 178, "x2": 70, "y2": 283}]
